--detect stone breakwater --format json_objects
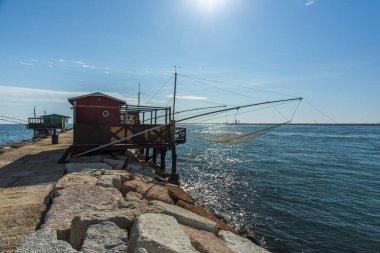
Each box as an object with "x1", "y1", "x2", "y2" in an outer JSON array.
[{"x1": 17, "y1": 161, "x2": 271, "y2": 252}]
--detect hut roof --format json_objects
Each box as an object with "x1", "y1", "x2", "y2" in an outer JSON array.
[
  {"x1": 41, "y1": 114, "x2": 70, "y2": 118},
  {"x1": 68, "y1": 92, "x2": 126, "y2": 105}
]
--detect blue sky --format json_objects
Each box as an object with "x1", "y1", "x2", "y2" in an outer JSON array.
[{"x1": 0, "y1": 0, "x2": 379, "y2": 123}]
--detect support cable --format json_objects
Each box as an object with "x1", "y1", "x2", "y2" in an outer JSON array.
[
  {"x1": 145, "y1": 74, "x2": 174, "y2": 105},
  {"x1": 304, "y1": 99, "x2": 338, "y2": 123}
]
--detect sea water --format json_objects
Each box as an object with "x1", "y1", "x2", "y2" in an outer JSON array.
[
  {"x1": 0, "y1": 124, "x2": 33, "y2": 145},
  {"x1": 177, "y1": 124, "x2": 380, "y2": 253},
  {"x1": 1, "y1": 123, "x2": 379, "y2": 252}
]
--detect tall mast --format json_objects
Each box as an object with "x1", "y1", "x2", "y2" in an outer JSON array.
[
  {"x1": 138, "y1": 82, "x2": 141, "y2": 109},
  {"x1": 172, "y1": 66, "x2": 179, "y2": 120}
]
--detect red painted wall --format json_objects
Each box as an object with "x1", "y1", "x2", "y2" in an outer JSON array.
[{"x1": 73, "y1": 96, "x2": 125, "y2": 124}]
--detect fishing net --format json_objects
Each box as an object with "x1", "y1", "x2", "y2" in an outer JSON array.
[
  {"x1": 207, "y1": 128, "x2": 270, "y2": 144},
  {"x1": 206, "y1": 122, "x2": 289, "y2": 144}
]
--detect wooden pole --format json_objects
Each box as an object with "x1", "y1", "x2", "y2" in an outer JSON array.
[{"x1": 169, "y1": 120, "x2": 179, "y2": 184}]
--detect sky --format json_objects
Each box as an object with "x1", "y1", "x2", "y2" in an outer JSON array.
[{"x1": 0, "y1": 0, "x2": 379, "y2": 124}]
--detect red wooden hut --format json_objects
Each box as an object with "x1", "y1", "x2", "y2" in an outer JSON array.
[{"x1": 68, "y1": 92, "x2": 126, "y2": 125}]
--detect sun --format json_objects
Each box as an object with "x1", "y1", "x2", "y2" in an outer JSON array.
[{"x1": 187, "y1": 0, "x2": 230, "y2": 15}]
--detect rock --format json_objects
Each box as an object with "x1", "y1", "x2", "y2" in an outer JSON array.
[
  {"x1": 213, "y1": 209, "x2": 233, "y2": 224},
  {"x1": 128, "y1": 213, "x2": 198, "y2": 253},
  {"x1": 103, "y1": 158, "x2": 126, "y2": 170},
  {"x1": 51, "y1": 172, "x2": 97, "y2": 197},
  {"x1": 127, "y1": 163, "x2": 157, "y2": 179},
  {"x1": 134, "y1": 248, "x2": 148, "y2": 253},
  {"x1": 70, "y1": 210, "x2": 133, "y2": 250},
  {"x1": 96, "y1": 174, "x2": 122, "y2": 190},
  {"x1": 218, "y1": 230, "x2": 271, "y2": 253},
  {"x1": 65, "y1": 163, "x2": 112, "y2": 173},
  {"x1": 125, "y1": 191, "x2": 148, "y2": 203},
  {"x1": 152, "y1": 200, "x2": 218, "y2": 234},
  {"x1": 81, "y1": 221, "x2": 128, "y2": 253},
  {"x1": 121, "y1": 179, "x2": 174, "y2": 204},
  {"x1": 167, "y1": 185, "x2": 194, "y2": 204},
  {"x1": 181, "y1": 225, "x2": 236, "y2": 253},
  {"x1": 43, "y1": 186, "x2": 123, "y2": 241},
  {"x1": 70, "y1": 199, "x2": 162, "y2": 250},
  {"x1": 68, "y1": 155, "x2": 103, "y2": 163},
  {"x1": 15, "y1": 229, "x2": 78, "y2": 253},
  {"x1": 239, "y1": 225, "x2": 260, "y2": 245},
  {"x1": 120, "y1": 173, "x2": 136, "y2": 185},
  {"x1": 177, "y1": 200, "x2": 237, "y2": 233}
]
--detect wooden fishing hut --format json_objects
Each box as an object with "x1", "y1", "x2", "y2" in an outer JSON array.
[
  {"x1": 66, "y1": 92, "x2": 186, "y2": 182},
  {"x1": 27, "y1": 114, "x2": 70, "y2": 139}
]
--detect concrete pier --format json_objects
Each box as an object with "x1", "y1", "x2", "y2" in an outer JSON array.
[{"x1": 0, "y1": 131, "x2": 72, "y2": 252}]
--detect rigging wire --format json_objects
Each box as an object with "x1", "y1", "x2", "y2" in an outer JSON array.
[
  {"x1": 179, "y1": 73, "x2": 298, "y2": 99},
  {"x1": 0, "y1": 118, "x2": 27, "y2": 125},
  {"x1": 290, "y1": 99, "x2": 302, "y2": 121},
  {"x1": 180, "y1": 100, "x2": 297, "y2": 134},
  {"x1": 304, "y1": 99, "x2": 338, "y2": 123},
  {"x1": 0, "y1": 115, "x2": 27, "y2": 123},
  {"x1": 178, "y1": 74, "x2": 296, "y2": 121},
  {"x1": 179, "y1": 74, "x2": 262, "y2": 101},
  {"x1": 145, "y1": 74, "x2": 174, "y2": 105}
]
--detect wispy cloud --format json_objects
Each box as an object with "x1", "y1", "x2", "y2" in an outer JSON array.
[
  {"x1": 82, "y1": 64, "x2": 95, "y2": 69},
  {"x1": 56, "y1": 59, "x2": 96, "y2": 69},
  {"x1": 166, "y1": 94, "x2": 207, "y2": 100},
  {"x1": 19, "y1": 61, "x2": 33, "y2": 66},
  {"x1": 0, "y1": 85, "x2": 134, "y2": 105},
  {"x1": 305, "y1": 0, "x2": 315, "y2": 6}
]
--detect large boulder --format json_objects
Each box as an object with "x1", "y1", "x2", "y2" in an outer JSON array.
[
  {"x1": 152, "y1": 200, "x2": 218, "y2": 234},
  {"x1": 167, "y1": 185, "x2": 194, "y2": 204},
  {"x1": 68, "y1": 155, "x2": 103, "y2": 163},
  {"x1": 65, "y1": 163, "x2": 112, "y2": 173},
  {"x1": 218, "y1": 230, "x2": 271, "y2": 253},
  {"x1": 15, "y1": 229, "x2": 78, "y2": 253},
  {"x1": 121, "y1": 179, "x2": 174, "y2": 204},
  {"x1": 127, "y1": 163, "x2": 157, "y2": 179},
  {"x1": 70, "y1": 209, "x2": 134, "y2": 250},
  {"x1": 70, "y1": 199, "x2": 162, "y2": 250},
  {"x1": 81, "y1": 221, "x2": 128, "y2": 253},
  {"x1": 43, "y1": 186, "x2": 123, "y2": 241},
  {"x1": 96, "y1": 174, "x2": 122, "y2": 190},
  {"x1": 51, "y1": 172, "x2": 97, "y2": 197},
  {"x1": 103, "y1": 158, "x2": 126, "y2": 170},
  {"x1": 128, "y1": 213, "x2": 198, "y2": 253},
  {"x1": 181, "y1": 225, "x2": 236, "y2": 253},
  {"x1": 177, "y1": 200, "x2": 236, "y2": 233}
]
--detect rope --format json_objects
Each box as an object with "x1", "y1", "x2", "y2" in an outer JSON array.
[
  {"x1": 179, "y1": 73, "x2": 297, "y2": 99},
  {"x1": 182, "y1": 100, "x2": 295, "y2": 124},
  {"x1": 305, "y1": 99, "x2": 338, "y2": 123},
  {"x1": 146, "y1": 74, "x2": 174, "y2": 104},
  {"x1": 290, "y1": 99, "x2": 302, "y2": 122},
  {"x1": 178, "y1": 74, "x2": 297, "y2": 121}
]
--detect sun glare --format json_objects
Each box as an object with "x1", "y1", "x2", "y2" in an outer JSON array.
[{"x1": 187, "y1": 0, "x2": 230, "y2": 15}]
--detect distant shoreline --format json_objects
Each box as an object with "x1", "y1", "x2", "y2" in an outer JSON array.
[{"x1": 179, "y1": 123, "x2": 380, "y2": 126}]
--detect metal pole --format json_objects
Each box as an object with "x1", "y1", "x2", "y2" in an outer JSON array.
[
  {"x1": 169, "y1": 120, "x2": 179, "y2": 184},
  {"x1": 173, "y1": 71, "x2": 177, "y2": 120},
  {"x1": 138, "y1": 83, "x2": 141, "y2": 109}
]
